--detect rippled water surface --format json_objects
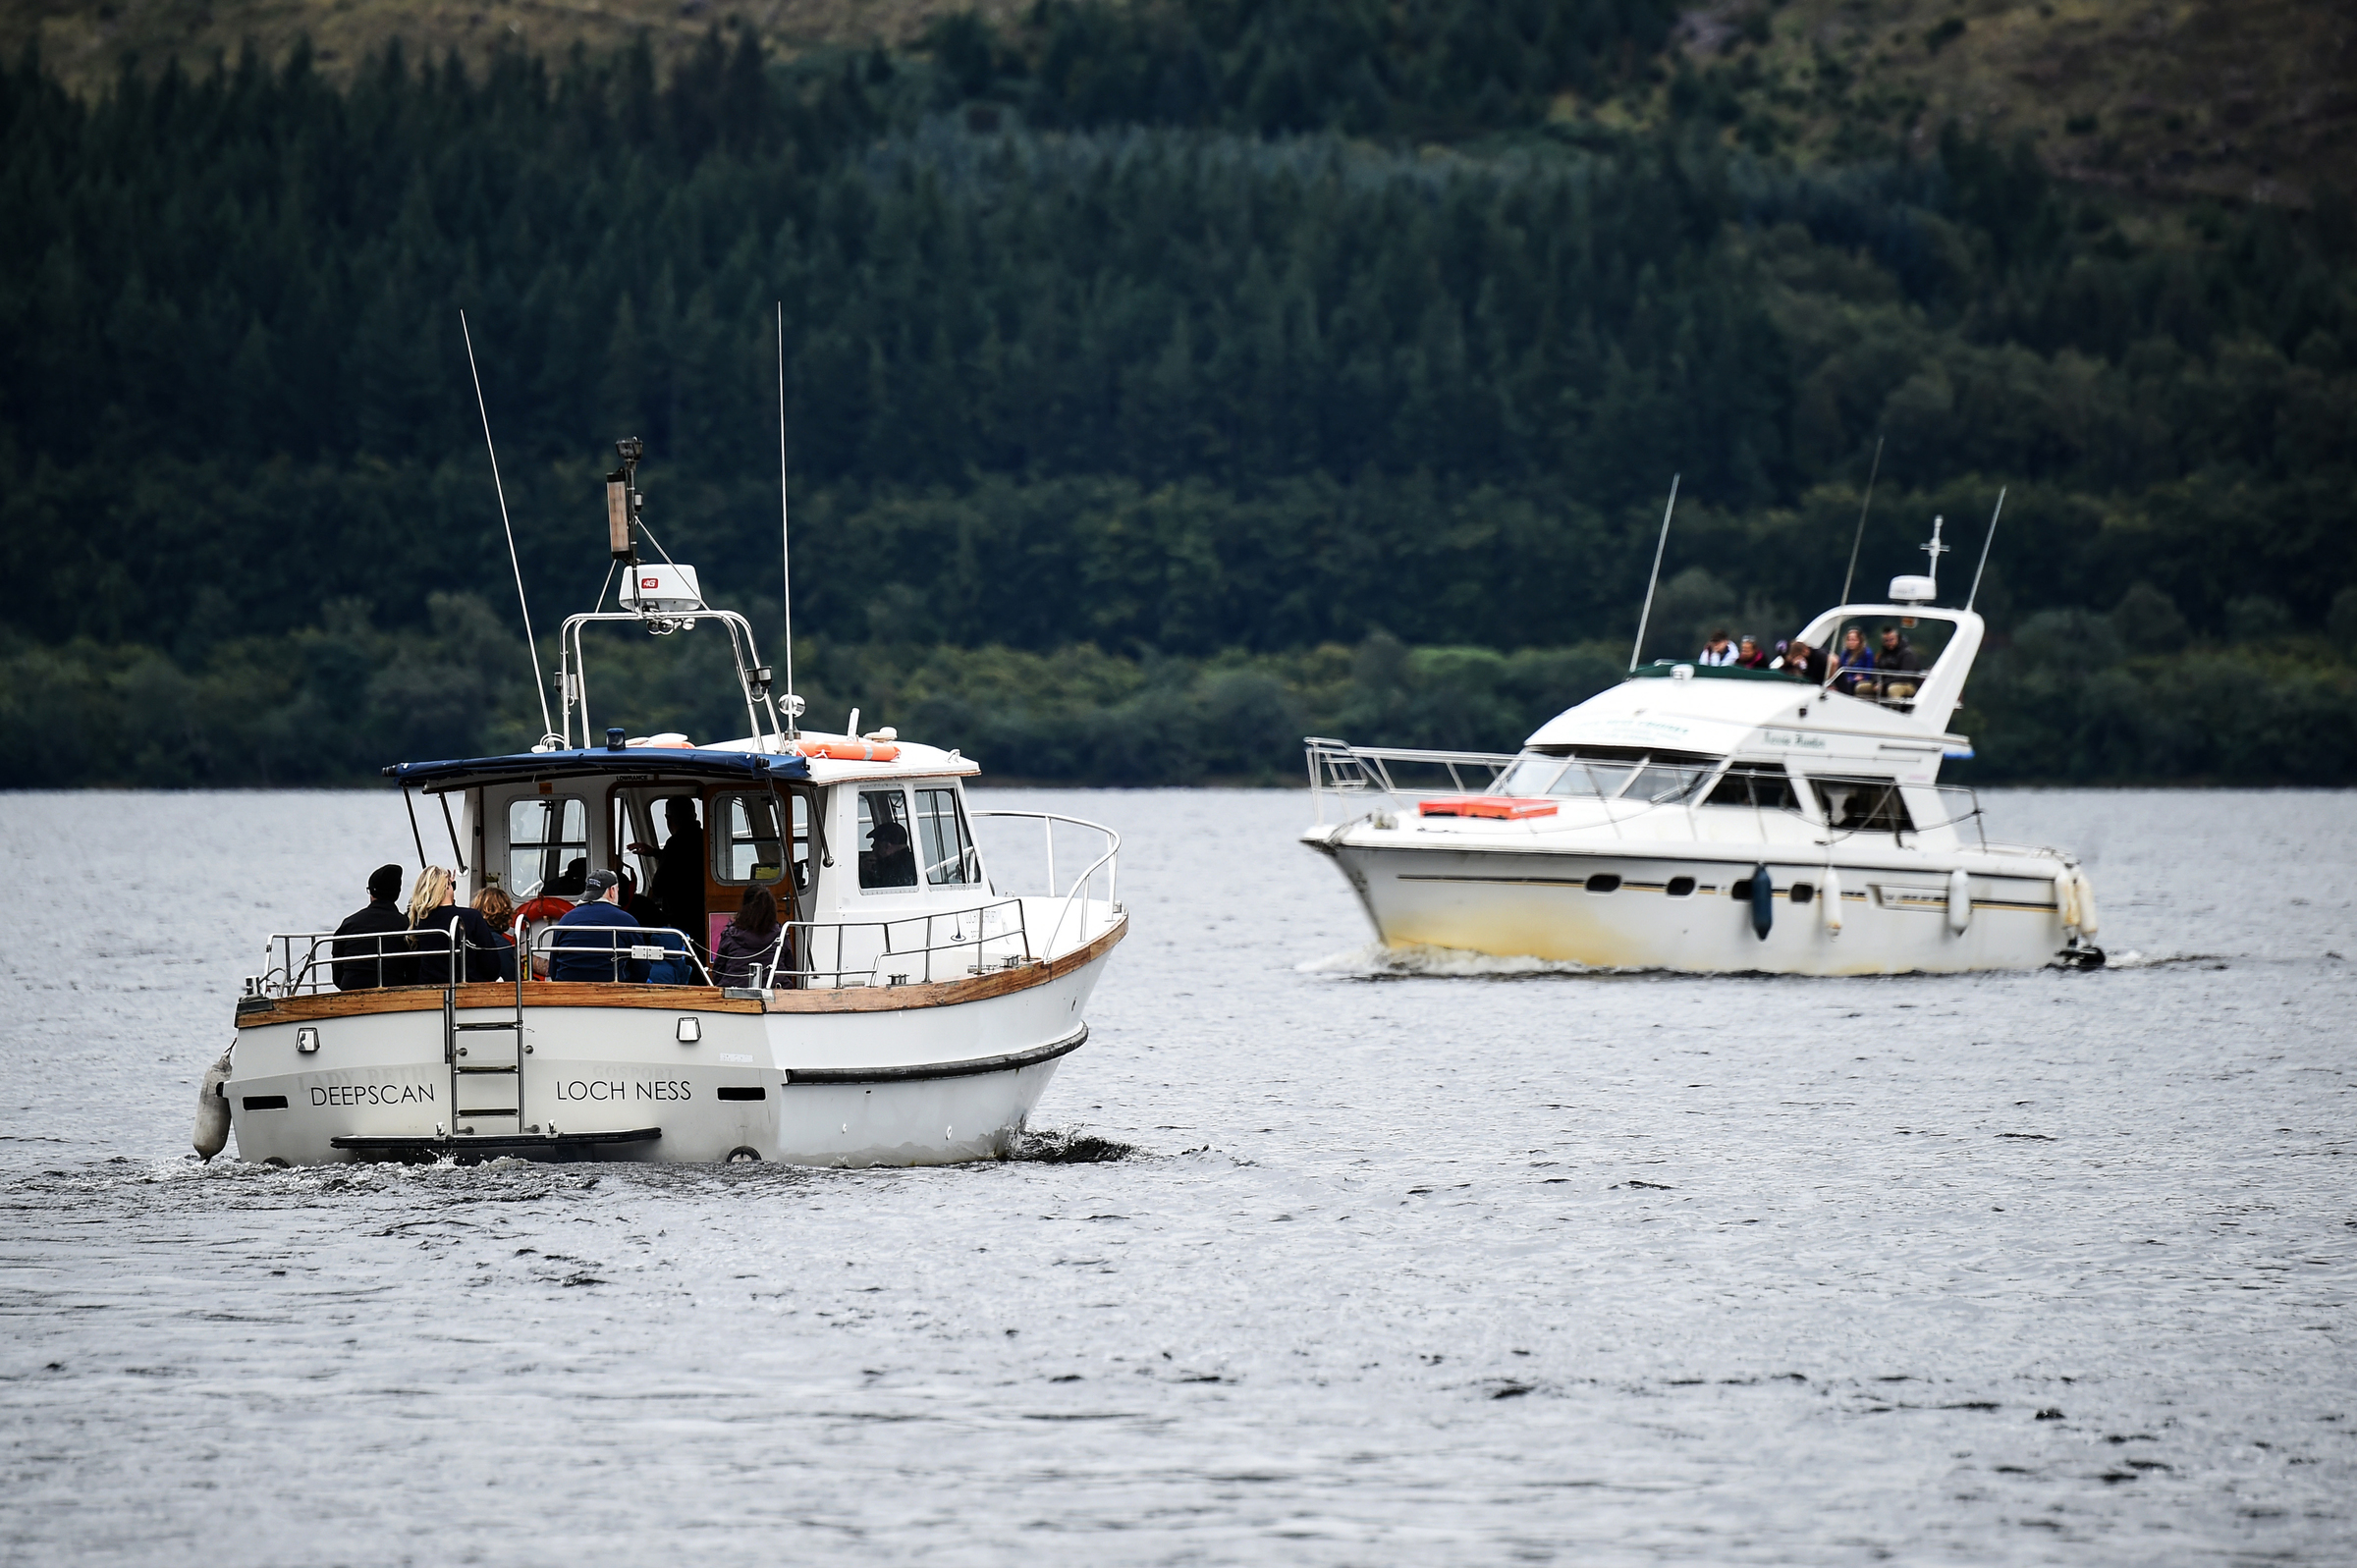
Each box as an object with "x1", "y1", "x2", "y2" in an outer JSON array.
[{"x1": 3, "y1": 787, "x2": 2353, "y2": 1565}]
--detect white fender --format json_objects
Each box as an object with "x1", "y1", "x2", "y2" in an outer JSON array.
[
  {"x1": 1821, "y1": 866, "x2": 1842, "y2": 935},
  {"x1": 2073, "y1": 869, "x2": 2100, "y2": 937},
  {"x1": 2054, "y1": 866, "x2": 2080, "y2": 931},
  {"x1": 193, "y1": 1049, "x2": 233, "y2": 1161},
  {"x1": 1946, "y1": 868, "x2": 1973, "y2": 934}
]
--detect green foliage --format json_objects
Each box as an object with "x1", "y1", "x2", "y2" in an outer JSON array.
[{"x1": 0, "y1": 31, "x2": 2351, "y2": 786}]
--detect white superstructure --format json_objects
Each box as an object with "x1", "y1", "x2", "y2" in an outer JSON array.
[{"x1": 1300, "y1": 544, "x2": 2100, "y2": 976}]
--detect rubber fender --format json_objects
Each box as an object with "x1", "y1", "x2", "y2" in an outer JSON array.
[
  {"x1": 1749, "y1": 864, "x2": 1773, "y2": 941},
  {"x1": 2074, "y1": 869, "x2": 2100, "y2": 937},
  {"x1": 2054, "y1": 867, "x2": 2080, "y2": 930},
  {"x1": 193, "y1": 1048, "x2": 232, "y2": 1162},
  {"x1": 1821, "y1": 866, "x2": 1842, "y2": 935},
  {"x1": 1946, "y1": 868, "x2": 1973, "y2": 934}
]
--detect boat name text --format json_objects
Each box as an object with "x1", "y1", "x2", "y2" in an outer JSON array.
[
  {"x1": 554, "y1": 1078, "x2": 693, "y2": 1102},
  {"x1": 1761, "y1": 730, "x2": 1829, "y2": 750},
  {"x1": 310, "y1": 1082, "x2": 436, "y2": 1106}
]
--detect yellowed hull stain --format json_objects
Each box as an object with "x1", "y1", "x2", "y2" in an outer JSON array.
[{"x1": 1337, "y1": 850, "x2": 2065, "y2": 976}]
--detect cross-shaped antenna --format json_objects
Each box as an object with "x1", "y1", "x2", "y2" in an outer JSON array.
[{"x1": 1922, "y1": 514, "x2": 1949, "y2": 587}]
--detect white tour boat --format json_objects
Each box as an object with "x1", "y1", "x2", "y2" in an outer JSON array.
[
  {"x1": 1299, "y1": 522, "x2": 2100, "y2": 976},
  {"x1": 201, "y1": 443, "x2": 1124, "y2": 1165}
]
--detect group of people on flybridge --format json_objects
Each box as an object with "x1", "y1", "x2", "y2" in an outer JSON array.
[{"x1": 1695, "y1": 623, "x2": 1926, "y2": 703}]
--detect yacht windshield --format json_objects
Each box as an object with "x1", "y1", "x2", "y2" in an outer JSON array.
[{"x1": 1495, "y1": 746, "x2": 1717, "y2": 802}]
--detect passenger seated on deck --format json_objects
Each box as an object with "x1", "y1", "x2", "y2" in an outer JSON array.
[
  {"x1": 472, "y1": 882, "x2": 517, "y2": 937},
  {"x1": 1697, "y1": 628, "x2": 1737, "y2": 667},
  {"x1": 548, "y1": 869, "x2": 648, "y2": 983},
  {"x1": 714, "y1": 887, "x2": 786, "y2": 990},
  {"x1": 1734, "y1": 635, "x2": 1770, "y2": 670},
  {"x1": 637, "y1": 923, "x2": 695, "y2": 986},
  {"x1": 404, "y1": 867, "x2": 517, "y2": 986},
  {"x1": 859, "y1": 820, "x2": 919, "y2": 889},
  {"x1": 1776, "y1": 637, "x2": 1828, "y2": 684},
  {"x1": 1861, "y1": 625, "x2": 1925, "y2": 702},
  {"x1": 1832, "y1": 627, "x2": 1875, "y2": 694},
  {"x1": 330, "y1": 864, "x2": 408, "y2": 990}
]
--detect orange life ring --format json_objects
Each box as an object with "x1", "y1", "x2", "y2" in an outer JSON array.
[{"x1": 787, "y1": 738, "x2": 903, "y2": 762}]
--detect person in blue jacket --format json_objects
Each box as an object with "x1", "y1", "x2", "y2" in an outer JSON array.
[{"x1": 549, "y1": 869, "x2": 647, "y2": 983}]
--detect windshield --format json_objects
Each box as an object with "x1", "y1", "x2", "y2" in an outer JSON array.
[{"x1": 1493, "y1": 746, "x2": 1717, "y2": 803}]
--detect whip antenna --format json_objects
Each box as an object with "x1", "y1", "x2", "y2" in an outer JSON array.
[
  {"x1": 1966, "y1": 487, "x2": 2005, "y2": 612},
  {"x1": 1628, "y1": 473, "x2": 1679, "y2": 673},
  {"x1": 1839, "y1": 434, "x2": 1883, "y2": 608},
  {"x1": 776, "y1": 302, "x2": 797, "y2": 735},
  {"x1": 461, "y1": 311, "x2": 554, "y2": 741}
]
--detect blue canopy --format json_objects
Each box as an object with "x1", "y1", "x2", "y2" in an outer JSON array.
[{"x1": 383, "y1": 747, "x2": 811, "y2": 791}]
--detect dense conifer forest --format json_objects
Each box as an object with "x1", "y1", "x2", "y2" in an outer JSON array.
[{"x1": 0, "y1": 7, "x2": 2352, "y2": 785}]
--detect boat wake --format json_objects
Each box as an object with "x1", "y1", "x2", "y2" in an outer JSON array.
[{"x1": 1297, "y1": 942, "x2": 1618, "y2": 980}]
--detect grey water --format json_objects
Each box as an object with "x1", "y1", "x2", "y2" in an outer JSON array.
[{"x1": 1, "y1": 787, "x2": 2352, "y2": 1565}]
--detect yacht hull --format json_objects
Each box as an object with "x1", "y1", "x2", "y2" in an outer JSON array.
[
  {"x1": 224, "y1": 918, "x2": 1123, "y2": 1167},
  {"x1": 1309, "y1": 837, "x2": 2067, "y2": 975}
]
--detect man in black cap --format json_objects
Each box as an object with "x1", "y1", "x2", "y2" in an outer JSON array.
[
  {"x1": 548, "y1": 868, "x2": 650, "y2": 983},
  {"x1": 331, "y1": 865, "x2": 407, "y2": 990}
]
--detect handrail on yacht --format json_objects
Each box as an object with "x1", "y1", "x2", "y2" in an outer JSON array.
[
  {"x1": 1304, "y1": 737, "x2": 1517, "y2": 824},
  {"x1": 248, "y1": 926, "x2": 713, "y2": 999},
  {"x1": 968, "y1": 810, "x2": 1122, "y2": 956}
]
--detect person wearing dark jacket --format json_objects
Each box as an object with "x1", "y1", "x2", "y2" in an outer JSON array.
[
  {"x1": 331, "y1": 864, "x2": 408, "y2": 990},
  {"x1": 713, "y1": 887, "x2": 786, "y2": 990},
  {"x1": 550, "y1": 869, "x2": 649, "y2": 983},
  {"x1": 1865, "y1": 625, "x2": 1926, "y2": 701},
  {"x1": 401, "y1": 867, "x2": 517, "y2": 986},
  {"x1": 648, "y1": 797, "x2": 707, "y2": 953}
]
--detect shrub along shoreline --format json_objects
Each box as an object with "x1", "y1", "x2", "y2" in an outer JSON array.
[{"x1": 5, "y1": 587, "x2": 2350, "y2": 788}]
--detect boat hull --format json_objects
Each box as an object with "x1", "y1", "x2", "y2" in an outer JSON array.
[
  {"x1": 1308, "y1": 836, "x2": 2068, "y2": 975},
  {"x1": 225, "y1": 920, "x2": 1122, "y2": 1167}
]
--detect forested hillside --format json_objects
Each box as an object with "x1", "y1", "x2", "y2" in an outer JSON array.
[{"x1": 1, "y1": 8, "x2": 2352, "y2": 786}]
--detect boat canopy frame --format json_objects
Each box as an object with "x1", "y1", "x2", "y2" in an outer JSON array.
[{"x1": 553, "y1": 607, "x2": 787, "y2": 753}]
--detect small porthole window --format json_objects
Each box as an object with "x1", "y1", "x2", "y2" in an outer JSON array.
[
  {"x1": 1790, "y1": 883, "x2": 1815, "y2": 905},
  {"x1": 1666, "y1": 877, "x2": 1696, "y2": 897},
  {"x1": 1584, "y1": 873, "x2": 1621, "y2": 893},
  {"x1": 1730, "y1": 878, "x2": 1755, "y2": 900}
]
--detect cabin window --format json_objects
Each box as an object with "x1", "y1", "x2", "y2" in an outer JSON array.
[
  {"x1": 508, "y1": 796, "x2": 588, "y2": 895},
  {"x1": 1494, "y1": 746, "x2": 1715, "y2": 801},
  {"x1": 1809, "y1": 777, "x2": 1915, "y2": 835},
  {"x1": 1584, "y1": 873, "x2": 1621, "y2": 893},
  {"x1": 1666, "y1": 877, "x2": 1696, "y2": 897},
  {"x1": 712, "y1": 793, "x2": 787, "y2": 887},
  {"x1": 914, "y1": 787, "x2": 976, "y2": 886},
  {"x1": 856, "y1": 789, "x2": 917, "y2": 890},
  {"x1": 1704, "y1": 765, "x2": 1800, "y2": 811}
]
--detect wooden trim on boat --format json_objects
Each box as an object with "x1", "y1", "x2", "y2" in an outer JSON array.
[{"x1": 233, "y1": 913, "x2": 1127, "y2": 1027}]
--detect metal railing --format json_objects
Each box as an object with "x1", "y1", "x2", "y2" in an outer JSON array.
[
  {"x1": 1304, "y1": 737, "x2": 1517, "y2": 824},
  {"x1": 247, "y1": 926, "x2": 710, "y2": 999},
  {"x1": 751, "y1": 898, "x2": 1037, "y2": 989},
  {"x1": 968, "y1": 810, "x2": 1122, "y2": 956}
]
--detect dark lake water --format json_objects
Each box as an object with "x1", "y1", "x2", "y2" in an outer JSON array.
[{"x1": 2, "y1": 786, "x2": 2352, "y2": 1564}]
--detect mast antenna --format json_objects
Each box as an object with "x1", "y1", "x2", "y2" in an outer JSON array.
[
  {"x1": 461, "y1": 311, "x2": 555, "y2": 743},
  {"x1": 1923, "y1": 514, "x2": 1949, "y2": 589},
  {"x1": 1838, "y1": 434, "x2": 1883, "y2": 608},
  {"x1": 1628, "y1": 473, "x2": 1679, "y2": 674},
  {"x1": 1966, "y1": 487, "x2": 2005, "y2": 612},
  {"x1": 776, "y1": 302, "x2": 799, "y2": 737}
]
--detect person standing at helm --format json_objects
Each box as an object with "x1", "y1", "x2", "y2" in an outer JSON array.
[{"x1": 649, "y1": 797, "x2": 707, "y2": 950}]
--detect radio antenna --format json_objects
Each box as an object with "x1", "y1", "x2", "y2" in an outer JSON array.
[
  {"x1": 776, "y1": 302, "x2": 797, "y2": 735},
  {"x1": 1966, "y1": 487, "x2": 2005, "y2": 612},
  {"x1": 461, "y1": 311, "x2": 554, "y2": 742},
  {"x1": 1628, "y1": 473, "x2": 1679, "y2": 673},
  {"x1": 1838, "y1": 434, "x2": 1884, "y2": 608}
]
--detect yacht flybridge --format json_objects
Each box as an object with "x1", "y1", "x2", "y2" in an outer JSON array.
[
  {"x1": 1301, "y1": 525, "x2": 2100, "y2": 976},
  {"x1": 209, "y1": 443, "x2": 1124, "y2": 1166}
]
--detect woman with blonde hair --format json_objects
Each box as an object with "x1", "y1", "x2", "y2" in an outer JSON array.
[{"x1": 398, "y1": 867, "x2": 516, "y2": 986}]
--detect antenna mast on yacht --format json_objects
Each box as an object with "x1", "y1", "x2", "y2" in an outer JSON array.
[
  {"x1": 775, "y1": 303, "x2": 800, "y2": 738},
  {"x1": 460, "y1": 311, "x2": 556, "y2": 742},
  {"x1": 1966, "y1": 488, "x2": 2005, "y2": 612},
  {"x1": 1923, "y1": 514, "x2": 1949, "y2": 592},
  {"x1": 1628, "y1": 473, "x2": 1679, "y2": 673},
  {"x1": 1838, "y1": 435, "x2": 1884, "y2": 608}
]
